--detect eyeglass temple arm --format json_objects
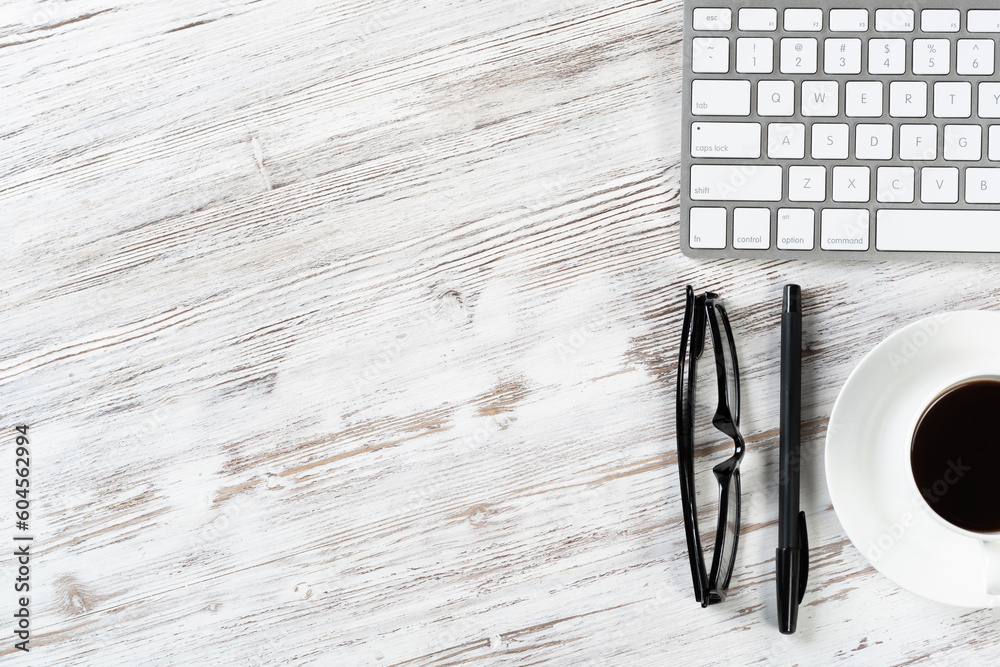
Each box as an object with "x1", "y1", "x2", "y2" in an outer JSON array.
[{"x1": 677, "y1": 289, "x2": 710, "y2": 603}]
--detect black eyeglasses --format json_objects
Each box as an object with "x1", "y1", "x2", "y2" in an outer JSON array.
[{"x1": 676, "y1": 286, "x2": 746, "y2": 607}]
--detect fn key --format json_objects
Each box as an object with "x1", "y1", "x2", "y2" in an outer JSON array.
[{"x1": 689, "y1": 208, "x2": 727, "y2": 249}]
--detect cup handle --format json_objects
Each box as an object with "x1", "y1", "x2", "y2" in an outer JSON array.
[{"x1": 984, "y1": 542, "x2": 1000, "y2": 596}]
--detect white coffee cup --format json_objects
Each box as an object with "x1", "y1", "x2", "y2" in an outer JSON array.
[{"x1": 902, "y1": 374, "x2": 1000, "y2": 596}]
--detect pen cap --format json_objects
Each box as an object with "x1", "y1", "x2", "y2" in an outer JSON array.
[{"x1": 783, "y1": 284, "x2": 801, "y2": 315}]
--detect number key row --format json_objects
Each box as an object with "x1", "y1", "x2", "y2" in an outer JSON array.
[{"x1": 692, "y1": 37, "x2": 995, "y2": 75}]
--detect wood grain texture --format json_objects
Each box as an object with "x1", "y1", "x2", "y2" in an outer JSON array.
[{"x1": 3, "y1": 0, "x2": 1000, "y2": 664}]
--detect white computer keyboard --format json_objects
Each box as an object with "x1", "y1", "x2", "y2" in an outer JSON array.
[{"x1": 680, "y1": 2, "x2": 1000, "y2": 260}]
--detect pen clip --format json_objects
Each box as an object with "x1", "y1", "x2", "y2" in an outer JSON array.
[{"x1": 797, "y1": 510, "x2": 809, "y2": 603}]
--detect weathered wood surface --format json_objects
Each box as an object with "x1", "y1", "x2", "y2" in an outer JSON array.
[{"x1": 3, "y1": 0, "x2": 1000, "y2": 664}]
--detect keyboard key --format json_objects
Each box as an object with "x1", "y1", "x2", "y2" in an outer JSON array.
[
  {"x1": 690, "y1": 122, "x2": 762, "y2": 158},
  {"x1": 780, "y1": 38, "x2": 817, "y2": 74},
  {"x1": 832, "y1": 166, "x2": 870, "y2": 202},
  {"x1": 825, "y1": 38, "x2": 861, "y2": 74},
  {"x1": 777, "y1": 209, "x2": 815, "y2": 250},
  {"x1": 821, "y1": 209, "x2": 869, "y2": 251},
  {"x1": 801, "y1": 80, "x2": 838, "y2": 116},
  {"x1": 788, "y1": 166, "x2": 826, "y2": 201},
  {"x1": 855, "y1": 124, "x2": 893, "y2": 160},
  {"x1": 846, "y1": 81, "x2": 882, "y2": 117},
  {"x1": 732, "y1": 208, "x2": 771, "y2": 249},
  {"x1": 966, "y1": 169, "x2": 1000, "y2": 204},
  {"x1": 933, "y1": 82, "x2": 971, "y2": 118},
  {"x1": 692, "y1": 8, "x2": 732, "y2": 31},
  {"x1": 968, "y1": 10, "x2": 1000, "y2": 33},
  {"x1": 758, "y1": 80, "x2": 794, "y2": 116},
  {"x1": 689, "y1": 207, "x2": 728, "y2": 249},
  {"x1": 812, "y1": 124, "x2": 849, "y2": 159},
  {"x1": 783, "y1": 9, "x2": 822, "y2": 32},
  {"x1": 957, "y1": 40, "x2": 994, "y2": 75},
  {"x1": 899, "y1": 124, "x2": 937, "y2": 160},
  {"x1": 913, "y1": 40, "x2": 950, "y2": 74},
  {"x1": 979, "y1": 83, "x2": 1000, "y2": 118},
  {"x1": 943, "y1": 125, "x2": 981, "y2": 160},
  {"x1": 692, "y1": 37, "x2": 730, "y2": 73},
  {"x1": 875, "y1": 9, "x2": 914, "y2": 32},
  {"x1": 868, "y1": 39, "x2": 906, "y2": 74},
  {"x1": 921, "y1": 9, "x2": 960, "y2": 33},
  {"x1": 889, "y1": 81, "x2": 927, "y2": 117},
  {"x1": 990, "y1": 126, "x2": 1000, "y2": 160},
  {"x1": 692, "y1": 80, "x2": 751, "y2": 115},
  {"x1": 829, "y1": 9, "x2": 868, "y2": 32},
  {"x1": 689, "y1": 165, "x2": 782, "y2": 201},
  {"x1": 920, "y1": 167, "x2": 960, "y2": 203},
  {"x1": 876, "y1": 166, "x2": 915, "y2": 203},
  {"x1": 739, "y1": 8, "x2": 777, "y2": 31},
  {"x1": 767, "y1": 123, "x2": 805, "y2": 158},
  {"x1": 736, "y1": 38, "x2": 773, "y2": 73},
  {"x1": 876, "y1": 210, "x2": 1000, "y2": 252}
]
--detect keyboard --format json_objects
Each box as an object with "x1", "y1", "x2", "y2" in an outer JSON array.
[{"x1": 681, "y1": 2, "x2": 1000, "y2": 260}]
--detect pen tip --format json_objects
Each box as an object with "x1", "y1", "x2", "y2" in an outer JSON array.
[{"x1": 783, "y1": 284, "x2": 801, "y2": 314}]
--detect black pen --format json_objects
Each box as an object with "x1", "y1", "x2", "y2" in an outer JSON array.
[{"x1": 776, "y1": 284, "x2": 808, "y2": 635}]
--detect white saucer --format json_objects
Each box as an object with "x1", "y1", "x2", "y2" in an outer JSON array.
[{"x1": 826, "y1": 310, "x2": 1000, "y2": 608}]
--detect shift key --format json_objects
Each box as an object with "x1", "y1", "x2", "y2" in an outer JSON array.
[{"x1": 690, "y1": 165, "x2": 782, "y2": 201}]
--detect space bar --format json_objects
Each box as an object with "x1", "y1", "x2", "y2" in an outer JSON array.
[{"x1": 877, "y1": 210, "x2": 1000, "y2": 252}]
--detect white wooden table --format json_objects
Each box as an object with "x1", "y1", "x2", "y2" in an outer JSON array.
[{"x1": 3, "y1": 1, "x2": 1000, "y2": 664}]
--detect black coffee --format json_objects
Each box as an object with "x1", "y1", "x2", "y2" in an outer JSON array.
[{"x1": 911, "y1": 379, "x2": 1000, "y2": 534}]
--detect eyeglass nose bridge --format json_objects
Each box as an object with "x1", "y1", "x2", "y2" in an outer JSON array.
[
  {"x1": 714, "y1": 431, "x2": 746, "y2": 470},
  {"x1": 712, "y1": 405, "x2": 740, "y2": 435}
]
